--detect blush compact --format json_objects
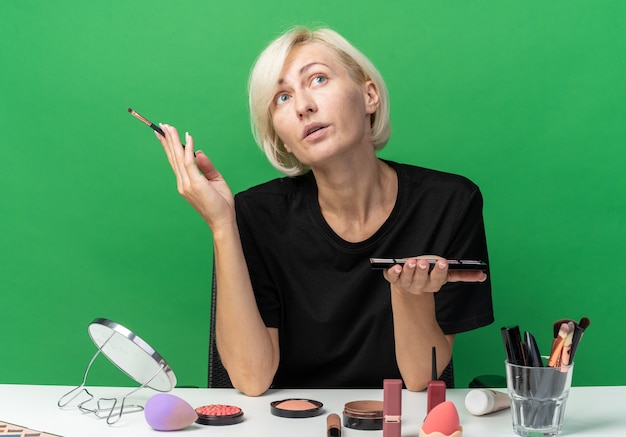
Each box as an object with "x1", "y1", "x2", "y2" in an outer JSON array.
[
  {"x1": 195, "y1": 404, "x2": 244, "y2": 425},
  {"x1": 343, "y1": 400, "x2": 384, "y2": 430},
  {"x1": 270, "y1": 398, "x2": 324, "y2": 418}
]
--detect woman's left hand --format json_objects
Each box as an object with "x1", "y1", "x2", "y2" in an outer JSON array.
[{"x1": 383, "y1": 255, "x2": 487, "y2": 295}]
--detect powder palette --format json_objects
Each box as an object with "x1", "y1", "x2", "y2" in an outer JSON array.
[
  {"x1": 0, "y1": 421, "x2": 61, "y2": 437},
  {"x1": 270, "y1": 398, "x2": 324, "y2": 418},
  {"x1": 195, "y1": 404, "x2": 244, "y2": 425},
  {"x1": 343, "y1": 400, "x2": 384, "y2": 430}
]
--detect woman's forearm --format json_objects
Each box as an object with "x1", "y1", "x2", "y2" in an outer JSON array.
[
  {"x1": 390, "y1": 288, "x2": 453, "y2": 391},
  {"x1": 212, "y1": 223, "x2": 279, "y2": 396}
]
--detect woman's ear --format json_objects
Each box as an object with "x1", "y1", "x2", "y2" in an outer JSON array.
[{"x1": 363, "y1": 80, "x2": 380, "y2": 115}]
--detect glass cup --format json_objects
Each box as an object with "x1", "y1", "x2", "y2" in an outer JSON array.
[{"x1": 505, "y1": 361, "x2": 573, "y2": 437}]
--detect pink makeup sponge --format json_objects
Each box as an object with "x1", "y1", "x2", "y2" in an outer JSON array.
[
  {"x1": 419, "y1": 401, "x2": 463, "y2": 437},
  {"x1": 144, "y1": 393, "x2": 198, "y2": 431}
]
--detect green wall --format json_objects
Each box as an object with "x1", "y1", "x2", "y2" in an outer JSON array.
[{"x1": 2, "y1": 1, "x2": 625, "y2": 389}]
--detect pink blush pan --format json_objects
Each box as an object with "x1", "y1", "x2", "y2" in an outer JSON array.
[
  {"x1": 195, "y1": 404, "x2": 244, "y2": 426},
  {"x1": 270, "y1": 398, "x2": 324, "y2": 418}
]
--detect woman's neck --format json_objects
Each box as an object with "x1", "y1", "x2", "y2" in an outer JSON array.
[{"x1": 313, "y1": 157, "x2": 398, "y2": 243}]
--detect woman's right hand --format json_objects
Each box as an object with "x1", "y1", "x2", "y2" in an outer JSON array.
[
  {"x1": 156, "y1": 123, "x2": 235, "y2": 230},
  {"x1": 157, "y1": 125, "x2": 278, "y2": 396}
]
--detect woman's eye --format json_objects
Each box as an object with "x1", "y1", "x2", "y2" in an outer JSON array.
[
  {"x1": 312, "y1": 75, "x2": 327, "y2": 85},
  {"x1": 275, "y1": 93, "x2": 290, "y2": 105}
]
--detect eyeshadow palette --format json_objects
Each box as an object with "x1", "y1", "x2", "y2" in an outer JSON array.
[{"x1": 0, "y1": 421, "x2": 61, "y2": 437}]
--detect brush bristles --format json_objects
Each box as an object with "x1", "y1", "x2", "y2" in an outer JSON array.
[{"x1": 128, "y1": 107, "x2": 152, "y2": 127}]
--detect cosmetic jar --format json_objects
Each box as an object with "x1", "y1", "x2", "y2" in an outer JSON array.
[
  {"x1": 270, "y1": 398, "x2": 324, "y2": 418},
  {"x1": 195, "y1": 404, "x2": 244, "y2": 425},
  {"x1": 343, "y1": 400, "x2": 384, "y2": 430}
]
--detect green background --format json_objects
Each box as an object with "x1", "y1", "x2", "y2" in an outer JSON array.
[{"x1": 2, "y1": 1, "x2": 624, "y2": 389}]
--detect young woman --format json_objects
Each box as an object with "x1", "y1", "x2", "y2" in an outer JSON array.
[{"x1": 156, "y1": 26, "x2": 493, "y2": 396}]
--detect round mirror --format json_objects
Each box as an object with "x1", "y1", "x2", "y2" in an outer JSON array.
[{"x1": 87, "y1": 318, "x2": 176, "y2": 392}]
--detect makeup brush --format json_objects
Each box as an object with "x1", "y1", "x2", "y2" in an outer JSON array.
[
  {"x1": 128, "y1": 108, "x2": 165, "y2": 136},
  {"x1": 128, "y1": 107, "x2": 192, "y2": 154},
  {"x1": 548, "y1": 323, "x2": 570, "y2": 367},
  {"x1": 579, "y1": 317, "x2": 590, "y2": 330},
  {"x1": 569, "y1": 317, "x2": 590, "y2": 363},
  {"x1": 559, "y1": 322, "x2": 576, "y2": 366}
]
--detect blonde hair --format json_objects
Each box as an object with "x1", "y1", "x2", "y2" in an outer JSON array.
[{"x1": 248, "y1": 26, "x2": 391, "y2": 176}]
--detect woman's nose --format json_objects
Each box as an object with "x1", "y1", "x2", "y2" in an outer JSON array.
[{"x1": 295, "y1": 91, "x2": 316, "y2": 118}]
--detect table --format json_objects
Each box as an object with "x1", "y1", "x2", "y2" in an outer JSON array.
[{"x1": 0, "y1": 384, "x2": 624, "y2": 436}]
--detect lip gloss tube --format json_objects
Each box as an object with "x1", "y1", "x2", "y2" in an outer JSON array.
[
  {"x1": 427, "y1": 347, "x2": 446, "y2": 413},
  {"x1": 327, "y1": 413, "x2": 341, "y2": 437},
  {"x1": 383, "y1": 379, "x2": 402, "y2": 437}
]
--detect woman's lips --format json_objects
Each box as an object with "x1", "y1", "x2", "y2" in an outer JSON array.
[{"x1": 303, "y1": 124, "x2": 328, "y2": 139}]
